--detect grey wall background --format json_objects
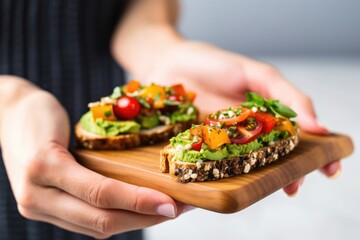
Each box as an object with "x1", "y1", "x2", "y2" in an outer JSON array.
[{"x1": 178, "y1": 0, "x2": 360, "y2": 56}]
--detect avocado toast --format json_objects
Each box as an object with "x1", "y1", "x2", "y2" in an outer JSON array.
[
  {"x1": 160, "y1": 92, "x2": 299, "y2": 182},
  {"x1": 76, "y1": 80, "x2": 198, "y2": 150}
]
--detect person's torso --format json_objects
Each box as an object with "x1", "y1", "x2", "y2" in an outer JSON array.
[
  {"x1": 0, "y1": 0, "x2": 129, "y2": 130},
  {"x1": 0, "y1": 1, "x2": 144, "y2": 239}
]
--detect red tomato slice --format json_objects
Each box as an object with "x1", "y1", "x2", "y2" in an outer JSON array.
[
  {"x1": 230, "y1": 118, "x2": 263, "y2": 145},
  {"x1": 252, "y1": 111, "x2": 277, "y2": 134},
  {"x1": 191, "y1": 138, "x2": 203, "y2": 151},
  {"x1": 205, "y1": 108, "x2": 250, "y2": 126},
  {"x1": 171, "y1": 84, "x2": 187, "y2": 98}
]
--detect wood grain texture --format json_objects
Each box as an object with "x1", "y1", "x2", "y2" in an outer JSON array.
[{"x1": 72, "y1": 132, "x2": 354, "y2": 213}]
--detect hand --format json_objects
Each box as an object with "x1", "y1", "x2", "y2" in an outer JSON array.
[
  {"x1": 137, "y1": 40, "x2": 342, "y2": 195},
  {"x1": 0, "y1": 77, "x2": 184, "y2": 238}
]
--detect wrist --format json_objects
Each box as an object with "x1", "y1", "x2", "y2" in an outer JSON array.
[
  {"x1": 0, "y1": 87, "x2": 70, "y2": 156},
  {"x1": 112, "y1": 24, "x2": 184, "y2": 79}
]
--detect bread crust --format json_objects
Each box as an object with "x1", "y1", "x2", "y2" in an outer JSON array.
[
  {"x1": 75, "y1": 123, "x2": 141, "y2": 150},
  {"x1": 160, "y1": 133, "x2": 299, "y2": 183},
  {"x1": 75, "y1": 121, "x2": 194, "y2": 150}
]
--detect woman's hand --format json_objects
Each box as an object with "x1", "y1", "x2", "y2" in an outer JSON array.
[
  {"x1": 111, "y1": 0, "x2": 340, "y2": 197},
  {"x1": 0, "y1": 76, "x2": 184, "y2": 238},
  {"x1": 134, "y1": 41, "x2": 342, "y2": 196}
]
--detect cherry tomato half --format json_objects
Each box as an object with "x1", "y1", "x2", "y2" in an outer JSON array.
[
  {"x1": 230, "y1": 118, "x2": 263, "y2": 145},
  {"x1": 205, "y1": 108, "x2": 250, "y2": 126},
  {"x1": 113, "y1": 96, "x2": 141, "y2": 120}
]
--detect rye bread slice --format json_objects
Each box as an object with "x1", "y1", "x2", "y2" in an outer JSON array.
[
  {"x1": 75, "y1": 120, "x2": 194, "y2": 150},
  {"x1": 160, "y1": 133, "x2": 299, "y2": 183}
]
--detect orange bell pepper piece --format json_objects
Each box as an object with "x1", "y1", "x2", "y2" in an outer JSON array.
[
  {"x1": 190, "y1": 125, "x2": 231, "y2": 149},
  {"x1": 90, "y1": 105, "x2": 117, "y2": 121},
  {"x1": 124, "y1": 79, "x2": 141, "y2": 93},
  {"x1": 273, "y1": 118, "x2": 297, "y2": 136},
  {"x1": 140, "y1": 84, "x2": 166, "y2": 108},
  {"x1": 186, "y1": 91, "x2": 197, "y2": 102}
]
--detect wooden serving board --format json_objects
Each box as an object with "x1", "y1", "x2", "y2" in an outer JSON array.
[{"x1": 73, "y1": 132, "x2": 354, "y2": 214}]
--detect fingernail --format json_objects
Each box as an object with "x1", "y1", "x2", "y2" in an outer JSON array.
[
  {"x1": 329, "y1": 168, "x2": 342, "y2": 179},
  {"x1": 287, "y1": 189, "x2": 299, "y2": 198},
  {"x1": 156, "y1": 203, "x2": 176, "y2": 218}
]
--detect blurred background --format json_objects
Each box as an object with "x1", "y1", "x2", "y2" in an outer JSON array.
[{"x1": 146, "y1": 1, "x2": 360, "y2": 240}]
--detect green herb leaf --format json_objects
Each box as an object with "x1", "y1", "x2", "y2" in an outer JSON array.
[
  {"x1": 136, "y1": 97, "x2": 151, "y2": 109},
  {"x1": 163, "y1": 100, "x2": 180, "y2": 106},
  {"x1": 104, "y1": 110, "x2": 112, "y2": 118},
  {"x1": 110, "y1": 86, "x2": 122, "y2": 99},
  {"x1": 245, "y1": 92, "x2": 265, "y2": 105},
  {"x1": 270, "y1": 102, "x2": 297, "y2": 118},
  {"x1": 154, "y1": 93, "x2": 162, "y2": 102},
  {"x1": 241, "y1": 102, "x2": 256, "y2": 108}
]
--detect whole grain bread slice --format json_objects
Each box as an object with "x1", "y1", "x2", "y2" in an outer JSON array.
[
  {"x1": 160, "y1": 133, "x2": 299, "y2": 183},
  {"x1": 75, "y1": 123, "x2": 141, "y2": 150},
  {"x1": 75, "y1": 121, "x2": 194, "y2": 150}
]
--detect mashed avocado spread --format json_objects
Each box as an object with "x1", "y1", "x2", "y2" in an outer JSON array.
[
  {"x1": 170, "y1": 129, "x2": 287, "y2": 163},
  {"x1": 81, "y1": 112, "x2": 140, "y2": 136}
]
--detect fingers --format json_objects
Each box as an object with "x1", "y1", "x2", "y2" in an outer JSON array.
[
  {"x1": 288, "y1": 94, "x2": 329, "y2": 135},
  {"x1": 34, "y1": 142, "x2": 178, "y2": 217},
  {"x1": 18, "y1": 206, "x2": 105, "y2": 239},
  {"x1": 320, "y1": 161, "x2": 342, "y2": 178},
  {"x1": 26, "y1": 187, "x2": 170, "y2": 236},
  {"x1": 243, "y1": 61, "x2": 329, "y2": 135},
  {"x1": 283, "y1": 177, "x2": 305, "y2": 197},
  {"x1": 283, "y1": 161, "x2": 342, "y2": 196}
]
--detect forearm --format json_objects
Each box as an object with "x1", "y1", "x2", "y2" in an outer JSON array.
[
  {"x1": 111, "y1": 0, "x2": 183, "y2": 78},
  {"x1": 0, "y1": 76, "x2": 70, "y2": 158}
]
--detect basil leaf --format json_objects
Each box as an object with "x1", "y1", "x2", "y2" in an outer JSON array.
[
  {"x1": 265, "y1": 99, "x2": 277, "y2": 106},
  {"x1": 245, "y1": 92, "x2": 265, "y2": 105},
  {"x1": 270, "y1": 102, "x2": 297, "y2": 118}
]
